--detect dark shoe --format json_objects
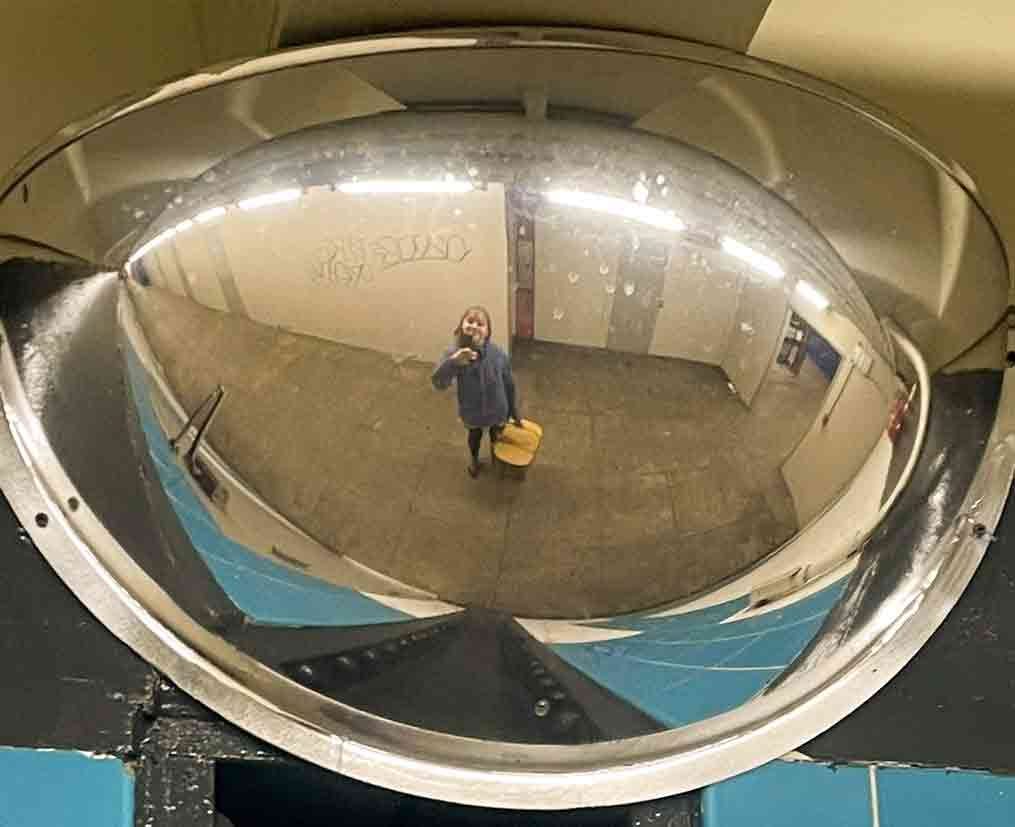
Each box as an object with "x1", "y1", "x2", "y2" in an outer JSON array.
[{"x1": 468, "y1": 459, "x2": 481, "y2": 478}]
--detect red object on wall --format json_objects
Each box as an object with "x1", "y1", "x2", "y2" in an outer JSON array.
[
  {"x1": 887, "y1": 384, "x2": 916, "y2": 443},
  {"x1": 516, "y1": 287, "x2": 534, "y2": 338}
]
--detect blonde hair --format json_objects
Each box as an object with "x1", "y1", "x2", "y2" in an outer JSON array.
[{"x1": 454, "y1": 305, "x2": 492, "y2": 341}]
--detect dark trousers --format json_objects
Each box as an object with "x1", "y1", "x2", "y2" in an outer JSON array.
[{"x1": 468, "y1": 425, "x2": 503, "y2": 459}]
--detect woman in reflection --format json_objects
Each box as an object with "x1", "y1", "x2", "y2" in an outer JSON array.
[{"x1": 432, "y1": 306, "x2": 520, "y2": 478}]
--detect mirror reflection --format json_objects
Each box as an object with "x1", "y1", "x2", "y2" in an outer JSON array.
[
  {"x1": 117, "y1": 116, "x2": 897, "y2": 624},
  {"x1": 4, "y1": 93, "x2": 944, "y2": 749}
]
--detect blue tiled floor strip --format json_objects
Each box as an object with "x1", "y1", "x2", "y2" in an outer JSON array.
[
  {"x1": 877, "y1": 766, "x2": 1015, "y2": 827},
  {"x1": 553, "y1": 581, "x2": 846, "y2": 727},
  {"x1": 702, "y1": 759, "x2": 1015, "y2": 827},
  {"x1": 125, "y1": 344, "x2": 408, "y2": 627},
  {"x1": 0, "y1": 747, "x2": 133, "y2": 827},
  {"x1": 703, "y1": 759, "x2": 871, "y2": 827}
]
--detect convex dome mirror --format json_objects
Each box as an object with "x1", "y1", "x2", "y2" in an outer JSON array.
[{"x1": 0, "y1": 30, "x2": 1010, "y2": 808}]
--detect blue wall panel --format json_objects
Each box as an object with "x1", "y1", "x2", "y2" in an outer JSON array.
[
  {"x1": 0, "y1": 747, "x2": 133, "y2": 827},
  {"x1": 125, "y1": 343, "x2": 408, "y2": 627},
  {"x1": 702, "y1": 760, "x2": 871, "y2": 827},
  {"x1": 554, "y1": 581, "x2": 845, "y2": 726},
  {"x1": 877, "y1": 766, "x2": 1015, "y2": 827}
]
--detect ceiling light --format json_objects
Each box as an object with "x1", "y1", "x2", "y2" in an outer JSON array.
[
  {"x1": 127, "y1": 226, "x2": 179, "y2": 263},
  {"x1": 194, "y1": 206, "x2": 227, "y2": 223},
  {"x1": 720, "y1": 237, "x2": 785, "y2": 280},
  {"x1": 238, "y1": 188, "x2": 302, "y2": 210},
  {"x1": 545, "y1": 189, "x2": 685, "y2": 232},
  {"x1": 338, "y1": 180, "x2": 474, "y2": 194},
  {"x1": 795, "y1": 279, "x2": 830, "y2": 310}
]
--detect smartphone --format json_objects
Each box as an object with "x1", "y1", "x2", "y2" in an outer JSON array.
[{"x1": 457, "y1": 332, "x2": 477, "y2": 356}]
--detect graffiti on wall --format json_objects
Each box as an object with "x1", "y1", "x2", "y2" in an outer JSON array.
[
  {"x1": 312, "y1": 238, "x2": 370, "y2": 287},
  {"x1": 373, "y1": 233, "x2": 472, "y2": 270},
  {"x1": 312, "y1": 233, "x2": 472, "y2": 287}
]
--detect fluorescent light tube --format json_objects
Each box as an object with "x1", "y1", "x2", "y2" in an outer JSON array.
[
  {"x1": 795, "y1": 279, "x2": 830, "y2": 310},
  {"x1": 338, "y1": 180, "x2": 474, "y2": 194},
  {"x1": 238, "y1": 188, "x2": 302, "y2": 210},
  {"x1": 194, "y1": 206, "x2": 227, "y2": 223},
  {"x1": 545, "y1": 189, "x2": 685, "y2": 232},
  {"x1": 720, "y1": 237, "x2": 785, "y2": 280},
  {"x1": 128, "y1": 226, "x2": 179, "y2": 263}
]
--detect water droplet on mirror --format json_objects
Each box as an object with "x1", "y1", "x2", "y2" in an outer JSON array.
[
  {"x1": 468, "y1": 166, "x2": 479, "y2": 177},
  {"x1": 656, "y1": 174, "x2": 666, "y2": 185},
  {"x1": 552, "y1": 308, "x2": 565, "y2": 321},
  {"x1": 567, "y1": 271, "x2": 580, "y2": 284},
  {"x1": 534, "y1": 699, "x2": 551, "y2": 717},
  {"x1": 599, "y1": 263, "x2": 609, "y2": 276},
  {"x1": 605, "y1": 283, "x2": 617, "y2": 295},
  {"x1": 623, "y1": 282, "x2": 635, "y2": 296},
  {"x1": 133, "y1": 209, "x2": 146, "y2": 220},
  {"x1": 632, "y1": 181, "x2": 649, "y2": 204},
  {"x1": 661, "y1": 185, "x2": 670, "y2": 197}
]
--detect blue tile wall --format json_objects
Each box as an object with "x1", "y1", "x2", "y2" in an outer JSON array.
[
  {"x1": 701, "y1": 760, "x2": 1015, "y2": 827},
  {"x1": 125, "y1": 344, "x2": 409, "y2": 627},
  {"x1": 0, "y1": 747, "x2": 134, "y2": 827},
  {"x1": 553, "y1": 580, "x2": 845, "y2": 727},
  {"x1": 702, "y1": 759, "x2": 871, "y2": 827},
  {"x1": 877, "y1": 766, "x2": 1015, "y2": 827}
]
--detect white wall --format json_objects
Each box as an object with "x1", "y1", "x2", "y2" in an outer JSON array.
[
  {"x1": 649, "y1": 246, "x2": 742, "y2": 365},
  {"x1": 144, "y1": 184, "x2": 509, "y2": 360},
  {"x1": 721, "y1": 276, "x2": 789, "y2": 406},
  {"x1": 533, "y1": 215, "x2": 746, "y2": 364},
  {"x1": 781, "y1": 301, "x2": 896, "y2": 525},
  {"x1": 532, "y1": 208, "x2": 622, "y2": 348}
]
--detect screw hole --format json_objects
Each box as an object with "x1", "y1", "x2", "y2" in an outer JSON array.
[
  {"x1": 21, "y1": 184, "x2": 29, "y2": 204},
  {"x1": 68, "y1": 497, "x2": 79, "y2": 512},
  {"x1": 35, "y1": 513, "x2": 49, "y2": 528},
  {"x1": 972, "y1": 522, "x2": 988, "y2": 538}
]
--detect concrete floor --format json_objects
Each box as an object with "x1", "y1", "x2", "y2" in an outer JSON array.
[{"x1": 130, "y1": 286, "x2": 828, "y2": 618}]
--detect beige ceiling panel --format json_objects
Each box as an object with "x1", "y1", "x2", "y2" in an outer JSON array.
[
  {"x1": 751, "y1": 0, "x2": 1015, "y2": 282},
  {"x1": 278, "y1": 0, "x2": 772, "y2": 52},
  {"x1": 0, "y1": 1, "x2": 278, "y2": 184}
]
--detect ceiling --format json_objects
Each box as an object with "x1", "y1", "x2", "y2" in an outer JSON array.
[{"x1": 1, "y1": 1, "x2": 1012, "y2": 283}]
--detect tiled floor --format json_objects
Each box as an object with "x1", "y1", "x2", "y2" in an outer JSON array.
[
  {"x1": 127, "y1": 345, "x2": 411, "y2": 627},
  {"x1": 131, "y1": 286, "x2": 829, "y2": 617}
]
